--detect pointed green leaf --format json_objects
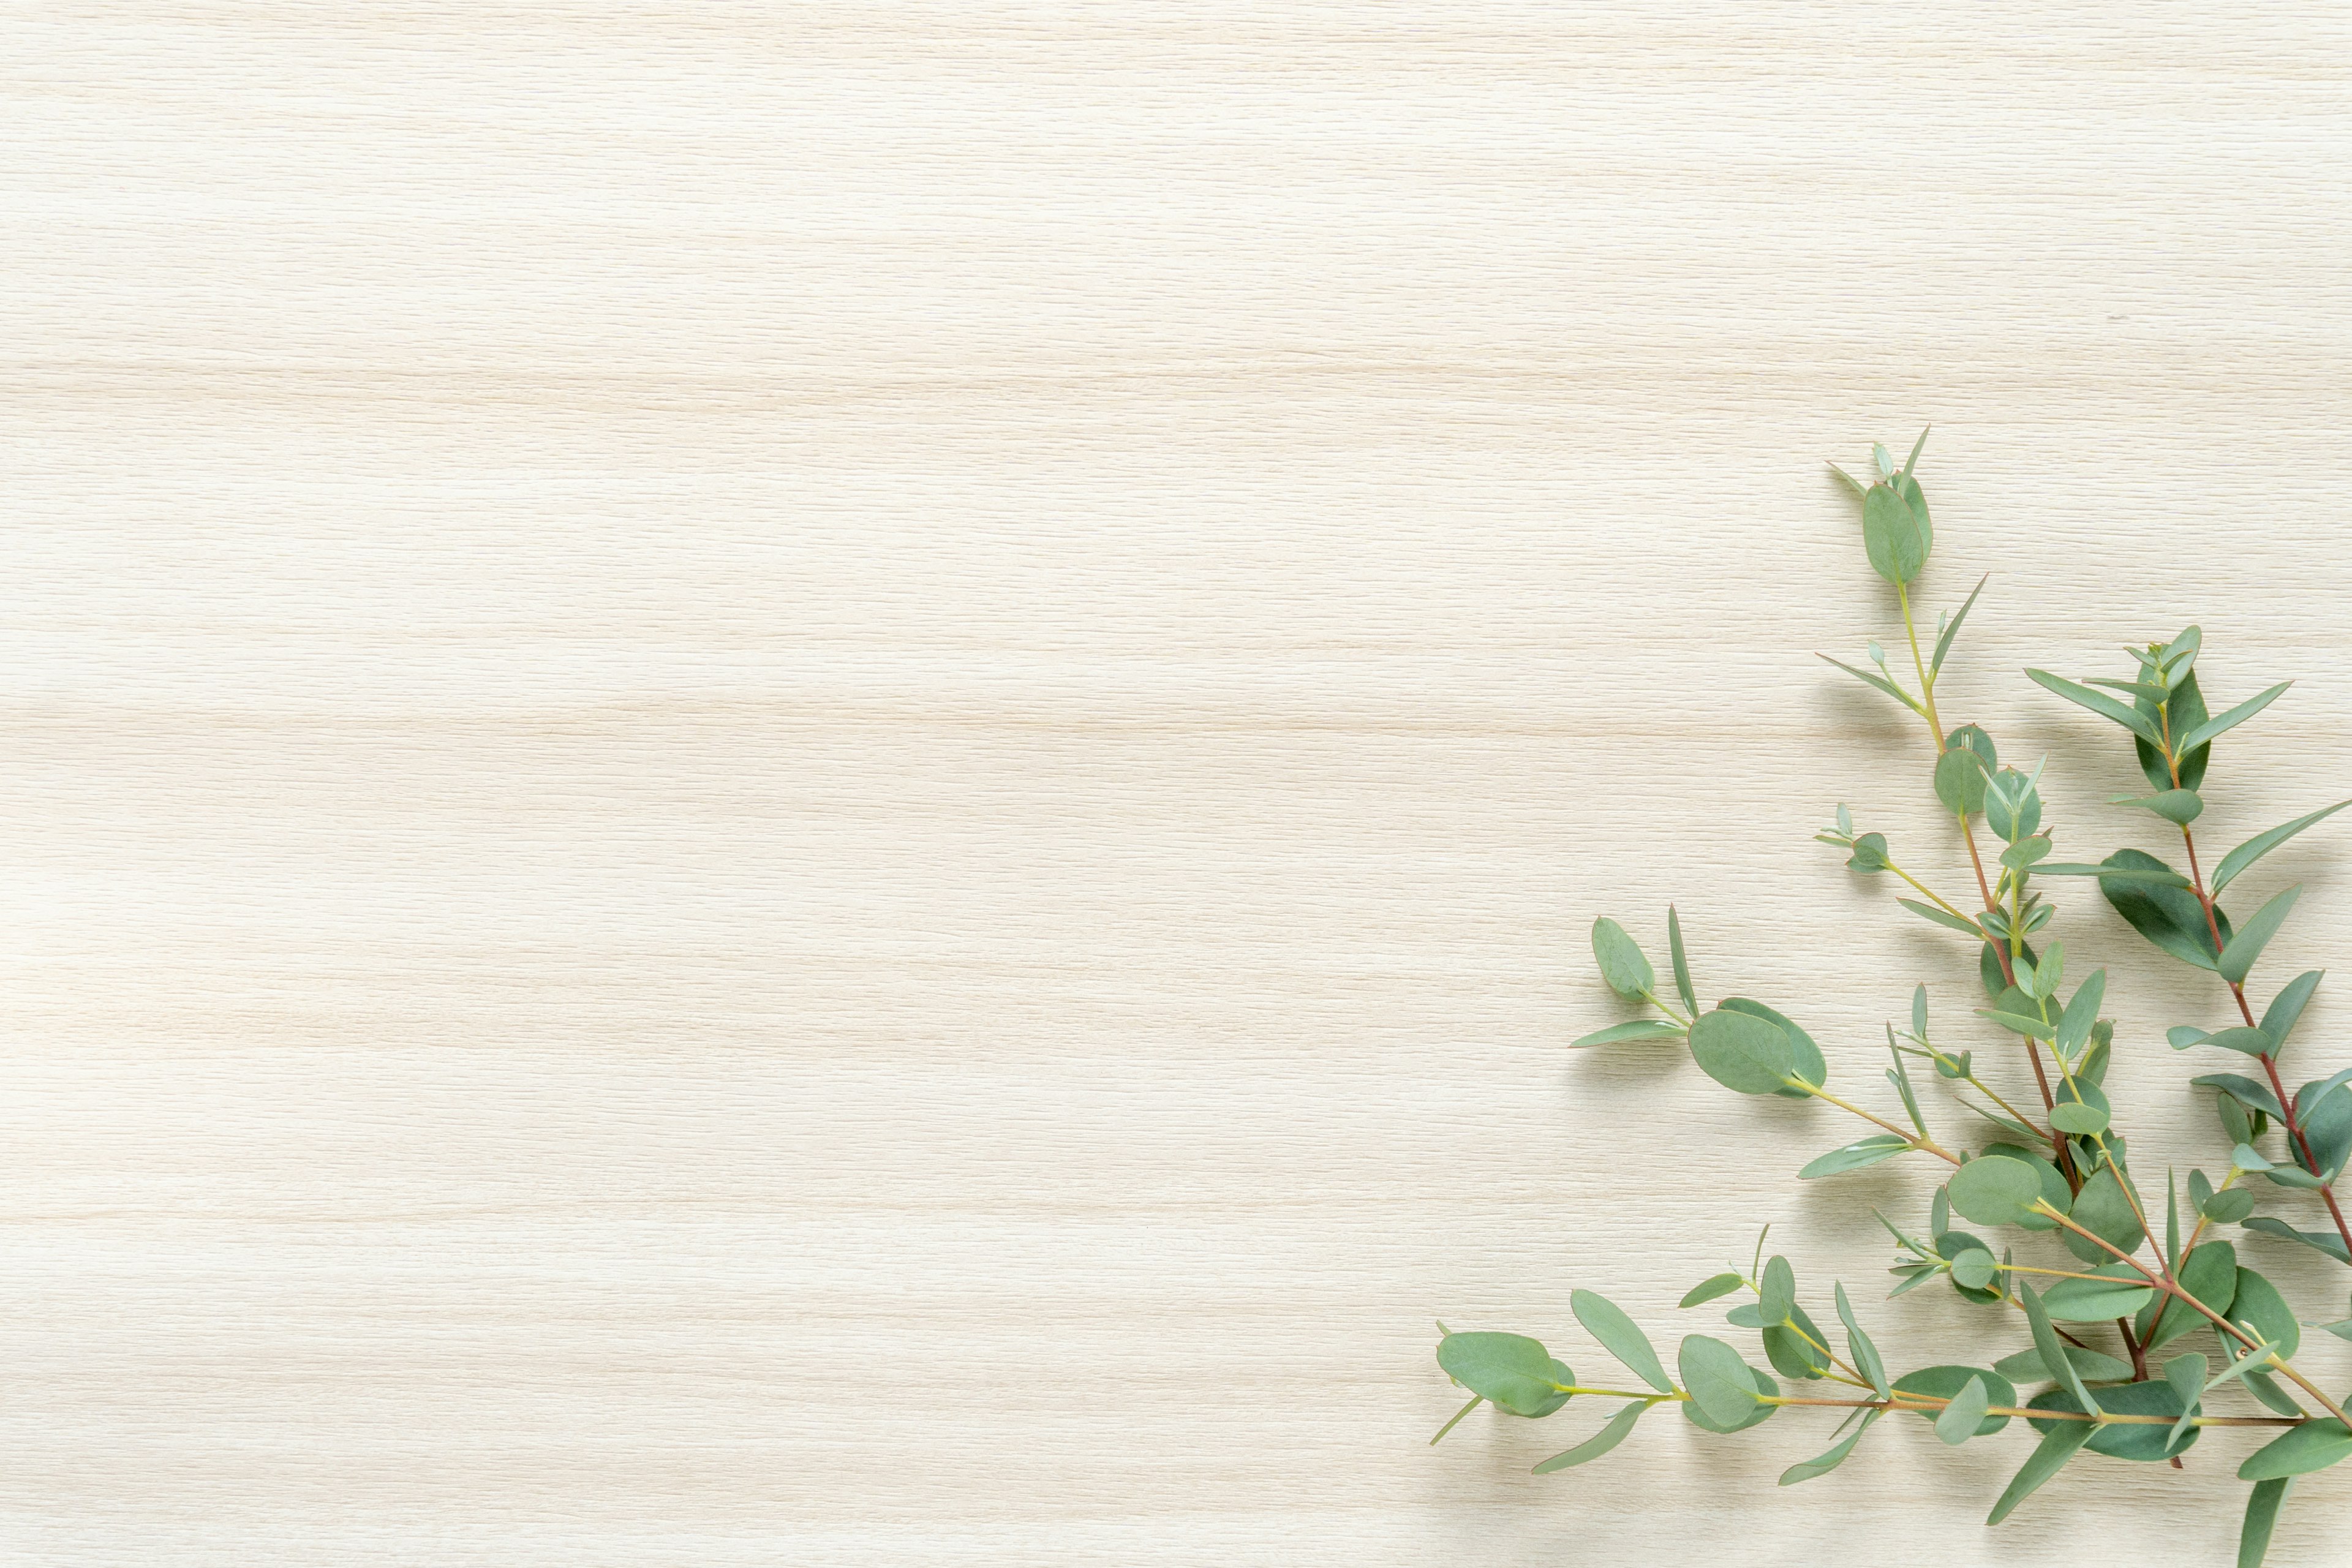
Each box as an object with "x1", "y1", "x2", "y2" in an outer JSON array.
[
  {"x1": 2054, "y1": 969, "x2": 2105, "y2": 1058},
  {"x1": 1798, "y1": 1134, "x2": 1913, "y2": 1179},
  {"x1": 2018, "y1": 1281, "x2": 2101, "y2": 1414},
  {"x1": 1988, "y1": 1420, "x2": 2095, "y2": 1525},
  {"x1": 2260, "y1": 970, "x2": 2324, "y2": 1054},
  {"x1": 2179, "y1": 680, "x2": 2293, "y2": 755},
  {"x1": 2240, "y1": 1420, "x2": 2352, "y2": 1480},
  {"x1": 2220, "y1": 886, "x2": 2303, "y2": 986},
  {"x1": 2239, "y1": 1477, "x2": 2292, "y2": 1568},
  {"x1": 2195, "y1": 1027, "x2": 2275, "y2": 1057},
  {"x1": 2113, "y1": 788, "x2": 2204, "y2": 825},
  {"x1": 1666, "y1": 905, "x2": 1697, "y2": 1016},
  {"x1": 1931, "y1": 575, "x2": 1989, "y2": 677},
  {"x1": 2100, "y1": 848, "x2": 2228, "y2": 970},
  {"x1": 2239, "y1": 1216, "x2": 2350, "y2": 1265},
  {"x1": 1833, "y1": 1281, "x2": 1890, "y2": 1398},
  {"x1": 2036, "y1": 861, "x2": 2191, "y2": 887},
  {"x1": 1570, "y1": 1290, "x2": 1673, "y2": 1395},
  {"x1": 1569, "y1": 1019, "x2": 1687, "y2": 1049},
  {"x1": 1992, "y1": 1343, "x2": 2133, "y2": 1384},
  {"x1": 1678, "y1": 1273, "x2": 1743, "y2": 1308},
  {"x1": 1936, "y1": 1376, "x2": 1991, "y2": 1446},
  {"x1": 2026, "y1": 668, "x2": 2165, "y2": 745},
  {"x1": 1901, "y1": 898, "x2": 1990, "y2": 939},
  {"x1": 1819, "y1": 653, "x2": 1925, "y2": 715},
  {"x1": 1779, "y1": 1410, "x2": 1879, "y2": 1485},
  {"x1": 1532, "y1": 1399, "x2": 1648, "y2": 1472},
  {"x1": 2215, "y1": 802, "x2": 2352, "y2": 894}
]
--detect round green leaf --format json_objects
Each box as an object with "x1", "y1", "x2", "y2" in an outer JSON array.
[
  {"x1": 2050, "y1": 1101, "x2": 2109, "y2": 1136},
  {"x1": 1946, "y1": 1155, "x2": 2045, "y2": 1229},
  {"x1": 1688, "y1": 1007, "x2": 1796, "y2": 1096},
  {"x1": 1950, "y1": 1248, "x2": 1997, "y2": 1291}
]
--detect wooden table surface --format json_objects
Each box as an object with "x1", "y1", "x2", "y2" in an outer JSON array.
[{"x1": 9, "y1": 6, "x2": 2352, "y2": 1563}]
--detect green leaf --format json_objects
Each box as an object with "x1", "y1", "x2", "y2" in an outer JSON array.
[
  {"x1": 2113, "y1": 788, "x2": 2203, "y2": 825},
  {"x1": 1931, "y1": 577, "x2": 1989, "y2": 678},
  {"x1": 1779, "y1": 1410, "x2": 1879, "y2": 1485},
  {"x1": 1686, "y1": 1008, "x2": 1795, "y2": 1096},
  {"x1": 2260, "y1": 970, "x2": 2324, "y2": 1054},
  {"x1": 2049, "y1": 1102, "x2": 2108, "y2": 1136},
  {"x1": 2141, "y1": 665, "x2": 2211, "y2": 791},
  {"x1": 1893, "y1": 1365, "x2": 2015, "y2": 1437},
  {"x1": 2204, "y1": 1189, "x2": 2257, "y2": 1224},
  {"x1": 1677, "y1": 1335, "x2": 1768, "y2": 1428},
  {"x1": 2216, "y1": 802, "x2": 2352, "y2": 894},
  {"x1": 1833, "y1": 1281, "x2": 1890, "y2": 1398},
  {"x1": 2179, "y1": 680, "x2": 2293, "y2": 755},
  {"x1": 1570, "y1": 1290, "x2": 1673, "y2": 1395},
  {"x1": 1532, "y1": 1399, "x2": 1648, "y2": 1472},
  {"x1": 2298, "y1": 1082, "x2": 2352, "y2": 1180},
  {"x1": 1589, "y1": 918, "x2": 1655, "y2": 1000},
  {"x1": 1819, "y1": 653, "x2": 1924, "y2": 715},
  {"x1": 1438, "y1": 1332, "x2": 1572, "y2": 1417},
  {"x1": 2141, "y1": 1241, "x2": 2237, "y2": 1352},
  {"x1": 2196, "y1": 1072, "x2": 2286, "y2": 1120},
  {"x1": 1936, "y1": 1376, "x2": 1991, "y2": 1446},
  {"x1": 1678, "y1": 1273, "x2": 1743, "y2": 1308},
  {"x1": 1981, "y1": 766, "x2": 2044, "y2": 843},
  {"x1": 2100, "y1": 848, "x2": 2228, "y2": 970},
  {"x1": 1980, "y1": 1143, "x2": 2071, "y2": 1231},
  {"x1": 1569, "y1": 1019, "x2": 1687, "y2": 1048},
  {"x1": 2041, "y1": 1263, "x2": 2157, "y2": 1321},
  {"x1": 1975, "y1": 1004, "x2": 2056, "y2": 1039},
  {"x1": 2239, "y1": 1420, "x2": 2352, "y2": 1480},
  {"x1": 2035, "y1": 861, "x2": 2191, "y2": 887},
  {"x1": 1992, "y1": 1343, "x2": 2133, "y2": 1384},
  {"x1": 1948, "y1": 1248, "x2": 1996, "y2": 1290},
  {"x1": 2239, "y1": 1477, "x2": 2292, "y2": 1568},
  {"x1": 1900, "y1": 898, "x2": 1989, "y2": 940},
  {"x1": 2054, "y1": 968, "x2": 2106, "y2": 1058},
  {"x1": 1716, "y1": 997, "x2": 1827, "y2": 1095},
  {"x1": 1910, "y1": 982, "x2": 1929, "y2": 1040},
  {"x1": 1988, "y1": 1420, "x2": 2095, "y2": 1525},
  {"x1": 1665, "y1": 905, "x2": 1697, "y2": 1016},
  {"x1": 1947, "y1": 1155, "x2": 2045, "y2": 1228},
  {"x1": 2060, "y1": 1165, "x2": 2147, "y2": 1263},
  {"x1": 2018, "y1": 1281, "x2": 2101, "y2": 1414},
  {"x1": 2239, "y1": 1216, "x2": 2350, "y2": 1265},
  {"x1": 1932, "y1": 747, "x2": 1992, "y2": 818},
  {"x1": 1760, "y1": 1303, "x2": 1836, "y2": 1383},
  {"x1": 2026, "y1": 668, "x2": 2165, "y2": 746},
  {"x1": 2229, "y1": 1268, "x2": 2302, "y2": 1359},
  {"x1": 1861, "y1": 481, "x2": 1927, "y2": 584},
  {"x1": 2220, "y1": 886, "x2": 2303, "y2": 986},
  {"x1": 2196, "y1": 1027, "x2": 2275, "y2": 1057},
  {"x1": 2027, "y1": 1379, "x2": 2196, "y2": 1462},
  {"x1": 1799, "y1": 1134, "x2": 1913, "y2": 1179}
]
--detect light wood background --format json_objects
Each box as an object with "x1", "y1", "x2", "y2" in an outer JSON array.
[{"x1": 8, "y1": 4, "x2": 2352, "y2": 1564}]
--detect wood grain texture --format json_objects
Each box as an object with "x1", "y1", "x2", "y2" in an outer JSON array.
[{"x1": 6, "y1": 4, "x2": 2352, "y2": 1562}]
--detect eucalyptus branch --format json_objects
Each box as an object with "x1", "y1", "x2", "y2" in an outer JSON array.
[{"x1": 1436, "y1": 432, "x2": 2352, "y2": 1566}]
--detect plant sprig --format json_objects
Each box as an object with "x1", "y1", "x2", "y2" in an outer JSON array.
[{"x1": 1435, "y1": 432, "x2": 2352, "y2": 1565}]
